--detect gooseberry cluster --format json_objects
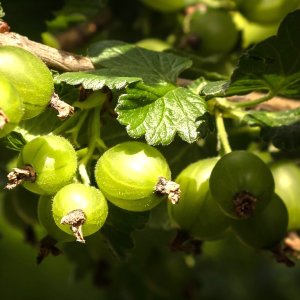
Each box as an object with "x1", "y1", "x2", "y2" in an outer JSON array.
[
  {"x1": 0, "y1": 47, "x2": 181, "y2": 244},
  {"x1": 4, "y1": 135, "x2": 180, "y2": 243},
  {"x1": 5, "y1": 126, "x2": 295, "y2": 259},
  {"x1": 0, "y1": 46, "x2": 110, "y2": 243},
  {"x1": 168, "y1": 150, "x2": 300, "y2": 261},
  {"x1": 0, "y1": 50, "x2": 298, "y2": 254}
]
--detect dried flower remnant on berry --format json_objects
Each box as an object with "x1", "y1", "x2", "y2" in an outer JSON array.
[{"x1": 60, "y1": 209, "x2": 87, "y2": 243}]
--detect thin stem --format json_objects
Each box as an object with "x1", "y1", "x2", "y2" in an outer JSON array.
[
  {"x1": 77, "y1": 108, "x2": 101, "y2": 185},
  {"x1": 228, "y1": 126, "x2": 260, "y2": 136},
  {"x1": 76, "y1": 91, "x2": 109, "y2": 184},
  {"x1": 51, "y1": 110, "x2": 82, "y2": 135},
  {"x1": 96, "y1": 137, "x2": 108, "y2": 152},
  {"x1": 80, "y1": 107, "x2": 101, "y2": 165},
  {"x1": 66, "y1": 110, "x2": 89, "y2": 147},
  {"x1": 232, "y1": 91, "x2": 274, "y2": 108},
  {"x1": 215, "y1": 109, "x2": 232, "y2": 155},
  {"x1": 76, "y1": 147, "x2": 88, "y2": 159}
]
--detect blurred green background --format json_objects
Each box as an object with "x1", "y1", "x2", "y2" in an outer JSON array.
[
  {"x1": 1, "y1": 1, "x2": 300, "y2": 299},
  {"x1": 2, "y1": 189, "x2": 300, "y2": 300}
]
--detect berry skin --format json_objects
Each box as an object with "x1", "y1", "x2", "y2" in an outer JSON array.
[
  {"x1": 187, "y1": 8, "x2": 239, "y2": 55},
  {"x1": 168, "y1": 157, "x2": 230, "y2": 240},
  {"x1": 0, "y1": 73, "x2": 24, "y2": 138},
  {"x1": 0, "y1": 46, "x2": 54, "y2": 119},
  {"x1": 16, "y1": 135, "x2": 77, "y2": 195},
  {"x1": 270, "y1": 160, "x2": 300, "y2": 231},
  {"x1": 94, "y1": 141, "x2": 174, "y2": 212},
  {"x1": 38, "y1": 195, "x2": 73, "y2": 242},
  {"x1": 231, "y1": 194, "x2": 288, "y2": 249},
  {"x1": 209, "y1": 151, "x2": 275, "y2": 219},
  {"x1": 52, "y1": 183, "x2": 108, "y2": 243},
  {"x1": 236, "y1": 0, "x2": 300, "y2": 25}
]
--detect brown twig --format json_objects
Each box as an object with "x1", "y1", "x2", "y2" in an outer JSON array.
[{"x1": 0, "y1": 32, "x2": 94, "y2": 71}]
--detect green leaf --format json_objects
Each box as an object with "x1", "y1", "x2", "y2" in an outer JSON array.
[
  {"x1": 187, "y1": 77, "x2": 209, "y2": 95},
  {"x1": 87, "y1": 40, "x2": 192, "y2": 84},
  {"x1": 55, "y1": 69, "x2": 141, "y2": 90},
  {"x1": 56, "y1": 41, "x2": 192, "y2": 91},
  {"x1": 166, "y1": 48, "x2": 229, "y2": 81},
  {"x1": 0, "y1": 131, "x2": 26, "y2": 152},
  {"x1": 46, "y1": 0, "x2": 104, "y2": 30},
  {"x1": 260, "y1": 122, "x2": 300, "y2": 150},
  {"x1": 244, "y1": 108, "x2": 300, "y2": 127},
  {"x1": 226, "y1": 10, "x2": 300, "y2": 97},
  {"x1": 1, "y1": 109, "x2": 67, "y2": 150},
  {"x1": 243, "y1": 108, "x2": 300, "y2": 150},
  {"x1": 116, "y1": 82, "x2": 209, "y2": 145},
  {"x1": 19, "y1": 109, "x2": 63, "y2": 137},
  {"x1": 101, "y1": 204, "x2": 149, "y2": 260},
  {"x1": 101, "y1": 114, "x2": 132, "y2": 147},
  {"x1": 199, "y1": 80, "x2": 228, "y2": 97}
]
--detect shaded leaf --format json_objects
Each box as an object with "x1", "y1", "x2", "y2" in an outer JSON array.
[
  {"x1": 0, "y1": 131, "x2": 26, "y2": 152},
  {"x1": 243, "y1": 108, "x2": 300, "y2": 150},
  {"x1": 19, "y1": 109, "x2": 63, "y2": 136},
  {"x1": 87, "y1": 40, "x2": 192, "y2": 84},
  {"x1": 261, "y1": 122, "x2": 300, "y2": 150},
  {"x1": 226, "y1": 10, "x2": 300, "y2": 97},
  {"x1": 101, "y1": 204, "x2": 149, "y2": 260}
]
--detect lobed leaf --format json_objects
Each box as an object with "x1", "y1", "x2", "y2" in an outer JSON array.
[
  {"x1": 55, "y1": 69, "x2": 141, "y2": 90},
  {"x1": 116, "y1": 82, "x2": 209, "y2": 145},
  {"x1": 244, "y1": 108, "x2": 300, "y2": 127},
  {"x1": 55, "y1": 40, "x2": 192, "y2": 91}
]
